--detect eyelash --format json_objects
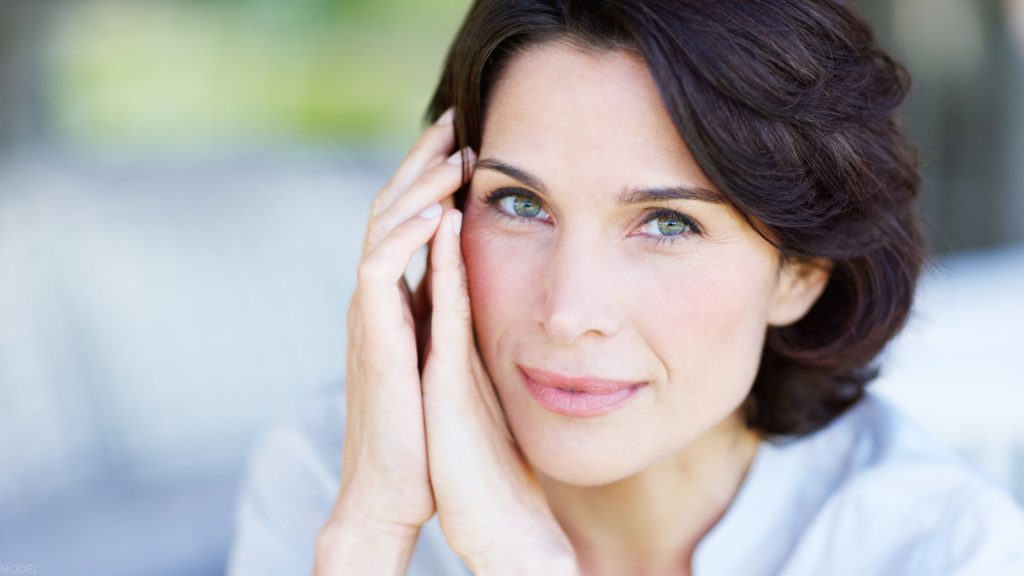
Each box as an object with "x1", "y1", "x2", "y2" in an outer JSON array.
[{"x1": 481, "y1": 187, "x2": 703, "y2": 248}]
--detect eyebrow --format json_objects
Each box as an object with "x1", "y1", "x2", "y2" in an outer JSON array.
[{"x1": 475, "y1": 158, "x2": 726, "y2": 205}]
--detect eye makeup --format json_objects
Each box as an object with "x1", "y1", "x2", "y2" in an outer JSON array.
[{"x1": 481, "y1": 186, "x2": 704, "y2": 248}]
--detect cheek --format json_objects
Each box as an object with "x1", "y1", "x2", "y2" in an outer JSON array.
[
  {"x1": 631, "y1": 252, "x2": 776, "y2": 406},
  {"x1": 460, "y1": 219, "x2": 538, "y2": 357}
]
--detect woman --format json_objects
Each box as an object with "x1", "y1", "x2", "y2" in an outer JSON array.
[{"x1": 229, "y1": 1, "x2": 1024, "y2": 574}]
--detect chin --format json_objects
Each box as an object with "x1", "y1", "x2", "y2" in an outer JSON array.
[
  {"x1": 531, "y1": 452, "x2": 646, "y2": 487},
  {"x1": 502, "y1": 400, "x2": 669, "y2": 487}
]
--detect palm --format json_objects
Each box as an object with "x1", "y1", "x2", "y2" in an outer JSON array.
[{"x1": 341, "y1": 280, "x2": 434, "y2": 528}]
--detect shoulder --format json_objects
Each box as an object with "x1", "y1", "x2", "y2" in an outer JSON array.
[
  {"x1": 777, "y1": 394, "x2": 1024, "y2": 574},
  {"x1": 226, "y1": 384, "x2": 470, "y2": 576},
  {"x1": 226, "y1": 385, "x2": 347, "y2": 576}
]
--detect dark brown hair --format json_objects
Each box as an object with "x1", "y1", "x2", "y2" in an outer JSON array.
[{"x1": 426, "y1": 0, "x2": 925, "y2": 437}]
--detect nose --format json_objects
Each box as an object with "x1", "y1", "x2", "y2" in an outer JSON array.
[{"x1": 538, "y1": 237, "x2": 621, "y2": 344}]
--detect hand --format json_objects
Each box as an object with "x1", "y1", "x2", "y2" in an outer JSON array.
[
  {"x1": 420, "y1": 206, "x2": 580, "y2": 575},
  {"x1": 323, "y1": 107, "x2": 467, "y2": 537}
]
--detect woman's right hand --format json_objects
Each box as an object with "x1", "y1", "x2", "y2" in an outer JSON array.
[{"x1": 316, "y1": 108, "x2": 469, "y2": 558}]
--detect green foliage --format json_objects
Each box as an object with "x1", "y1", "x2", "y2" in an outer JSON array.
[{"x1": 47, "y1": 0, "x2": 471, "y2": 150}]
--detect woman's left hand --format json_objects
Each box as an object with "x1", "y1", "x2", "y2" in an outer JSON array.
[{"x1": 419, "y1": 207, "x2": 580, "y2": 576}]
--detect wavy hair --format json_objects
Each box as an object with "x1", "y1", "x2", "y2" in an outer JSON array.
[{"x1": 426, "y1": 0, "x2": 925, "y2": 437}]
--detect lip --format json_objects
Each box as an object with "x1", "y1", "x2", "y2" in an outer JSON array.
[{"x1": 518, "y1": 365, "x2": 646, "y2": 417}]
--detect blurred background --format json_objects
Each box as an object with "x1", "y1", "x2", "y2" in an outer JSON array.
[{"x1": 0, "y1": 0, "x2": 1022, "y2": 574}]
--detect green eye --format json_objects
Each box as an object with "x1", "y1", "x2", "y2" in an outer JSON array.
[
  {"x1": 484, "y1": 188, "x2": 550, "y2": 221},
  {"x1": 655, "y1": 215, "x2": 691, "y2": 236},
  {"x1": 639, "y1": 209, "x2": 701, "y2": 247},
  {"x1": 512, "y1": 195, "x2": 542, "y2": 218}
]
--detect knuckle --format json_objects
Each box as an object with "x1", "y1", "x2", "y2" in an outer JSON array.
[
  {"x1": 370, "y1": 193, "x2": 389, "y2": 216},
  {"x1": 356, "y1": 256, "x2": 387, "y2": 286},
  {"x1": 430, "y1": 254, "x2": 465, "y2": 278},
  {"x1": 376, "y1": 177, "x2": 397, "y2": 197},
  {"x1": 454, "y1": 293, "x2": 472, "y2": 315},
  {"x1": 362, "y1": 218, "x2": 390, "y2": 252},
  {"x1": 419, "y1": 162, "x2": 459, "y2": 189},
  {"x1": 437, "y1": 294, "x2": 472, "y2": 318},
  {"x1": 407, "y1": 138, "x2": 432, "y2": 160},
  {"x1": 421, "y1": 119, "x2": 451, "y2": 143}
]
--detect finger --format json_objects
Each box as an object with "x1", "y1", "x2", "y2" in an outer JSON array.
[
  {"x1": 422, "y1": 210, "x2": 483, "y2": 480},
  {"x1": 424, "y1": 211, "x2": 509, "y2": 427},
  {"x1": 428, "y1": 209, "x2": 471, "y2": 369},
  {"x1": 372, "y1": 107, "x2": 456, "y2": 215},
  {"x1": 358, "y1": 204, "x2": 445, "y2": 342},
  {"x1": 363, "y1": 148, "x2": 475, "y2": 255},
  {"x1": 439, "y1": 189, "x2": 456, "y2": 211},
  {"x1": 424, "y1": 152, "x2": 450, "y2": 174}
]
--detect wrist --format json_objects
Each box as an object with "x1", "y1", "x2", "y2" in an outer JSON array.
[
  {"x1": 315, "y1": 486, "x2": 425, "y2": 576},
  {"x1": 315, "y1": 516, "x2": 421, "y2": 576},
  {"x1": 467, "y1": 549, "x2": 580, "y2": 576},
  {"x1": 334, "y1": 473, "x2": 432, "y2": 534}
]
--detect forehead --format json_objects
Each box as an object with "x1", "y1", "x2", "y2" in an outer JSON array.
[{"x1": 480, "y1": 41, "x2": 717, "y2": 195}]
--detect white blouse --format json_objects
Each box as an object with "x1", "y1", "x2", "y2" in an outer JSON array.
[{"x1": 227, "y1": 387, "x2": 1024, "y2": 575}]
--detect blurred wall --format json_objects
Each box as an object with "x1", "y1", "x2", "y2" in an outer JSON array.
[
  {"x1": 2, "y1": 0, "x2": 1021, "y2": 250},
  {"x1": 0, "y1": 0, "x2": 50, "y2": 148},
  {"x1": 859, "y1": 0, "x2": 1024, "y2": 251}
]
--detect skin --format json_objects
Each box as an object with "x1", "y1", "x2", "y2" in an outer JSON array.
[
  {"x1": 456, "y1": 41, "x2": 830, "y2": 575},
  {"x1": 316, "y1": 40, "x2": 829, "y2": 576}
]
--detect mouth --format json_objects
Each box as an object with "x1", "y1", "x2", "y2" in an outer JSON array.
[{"x1": 518, "y1": 365, "x2": 646, "y2": 417}]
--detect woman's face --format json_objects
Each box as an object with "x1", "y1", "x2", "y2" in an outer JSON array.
[{"x1": 461, "y1": 42, "x2": 824, "y2": 486}]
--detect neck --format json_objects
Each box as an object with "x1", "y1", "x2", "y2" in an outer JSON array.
[{"x1": 537, "y1": 411, "x2": 761, "y2": 576}]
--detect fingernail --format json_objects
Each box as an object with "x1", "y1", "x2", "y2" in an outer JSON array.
[
  {"x1": 445, "y1": 149, "x2": 464, "y2": 165},
  {"x1": 419, "y1": 203, "x2": 443, "y2": 219},
  {"x1": 438, "y1": 107, "x2": 455, "y2": 125},
  {"x1": 451, "y1": 211, "x2": 463, "y2": 236}
]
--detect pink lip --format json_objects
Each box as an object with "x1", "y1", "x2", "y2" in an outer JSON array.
[{"x1": 518, "y1": 366, "x2": 646, "y2": 417}]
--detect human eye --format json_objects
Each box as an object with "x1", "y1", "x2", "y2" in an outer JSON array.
[
  {"x1": 482, "y1": 187, "x2": 551, "y2": 224},
  {"x1": 637, "y1": 208, "x2": 703, "y2": 247}
]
